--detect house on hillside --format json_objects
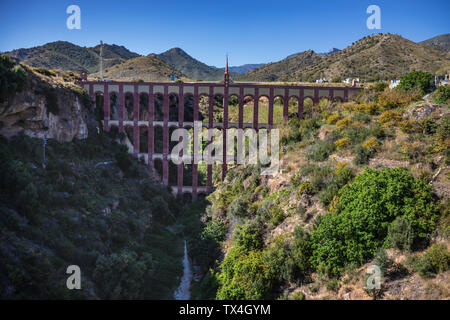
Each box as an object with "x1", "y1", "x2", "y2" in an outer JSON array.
[
  {"x1": 315, "y1": 78, "x2": 329, "y2": 83},
  {"x1": 390, "y1": 77, "x2": 401, "y2": 89}
]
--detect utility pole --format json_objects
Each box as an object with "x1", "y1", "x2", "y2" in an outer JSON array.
[
  {"x1": 100, "y1": 40, "x2": 104, "y2": 81},
  {"x1": 42, "y1": 135, "x2": 47, "y2": 169}
]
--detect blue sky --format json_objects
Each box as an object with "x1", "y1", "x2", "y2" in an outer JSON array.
[{"x1": 0, "y1": 0, "x2": 448, "y2": 67}]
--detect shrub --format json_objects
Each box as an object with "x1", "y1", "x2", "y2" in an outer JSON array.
[
  {"x1": 269, "y1": 207, "x2": 285, "y2": 227},
  {"x1": 432, "y1": 85, "x2": 450, "y2": 104},
  {"x1": 0, "y1": 54, "x2": 27, "y2": 101},
  {"x1": 353, "y1": 144, "x2": 372, "y2": 165},
  {"x1": 336, "y1": 118, "x2": 353, "y2": 130},
  {"x1": 424, "y1": 243, "x2": 450, "y2": 274},
  {"x1": 378, "y1": 89, "x2": 420, "y2": 110},
  {"x1": 421, "y1": 117, "x2": 437, "y2": 135},
  {"x1": 413, "y1": 243, "x2": 450, "y2": 278},
  {"x1": 334, "y1": 138, "x2": 350, "y2": 150},
  {"x1": 298, "y1": 181, "x2": 313, "y2": 195},
  {"x1": 201, "y1": 219, "x2": 227, "y2": 242},
  {"x1": 290, "y1": 291, "x2": 305, "y2": 300},
  {"x1": 378, "y1": 110, "x2": 402, "y2": 125},
  {"x1": 436, "y1": 114, "x2": 450, "y2": 141},
  {"x1": 374, "y1": 82, "x2": 388, "y2": 92},
  {"x1": 374, "y1": 248, "x2": 393, "y2": 275},
  {"x1": 326, "y1": 115, "x2": 339, "y2": 125},
  {"x1": 306, "y1": 140, "x2": 336, "y2": 162},
  {"x1": 228, "y1": 197, "x2": 248, "y2": 218},
  {"x1": 309, "y1": 168, "x2": 439, "y2": 276},
  {"x1": 216, "y1": 246, "x2": 274, "y2": 300},
  {"x1": 233, "y1": 221, "x2": 262, "y2": 251},
  {"x1": 398, "y1": 71, "x2": 433, "y2": 94},
  {"x1": 325, "y1": 278, "x2": 340, "y2": 292},
  {"x1": 387, "y1": 216, "x2": 414, "y2": 251},
  {"x1": 362, "y1": 137, "x2": 380, "y2": 152},
  {"x1": 33, "y1": 67, "x2": 56, "y2": 77}
]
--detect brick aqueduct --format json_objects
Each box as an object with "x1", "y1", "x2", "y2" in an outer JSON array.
[{"x1": 79, "y1": 70, "x2": 362, "y2": 199}]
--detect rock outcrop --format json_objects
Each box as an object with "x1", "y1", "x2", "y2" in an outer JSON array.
[
  {"x1": 0, "y1": 86, "x2": 89, "y2": 142},
  {"x1": 0, "y1": 59, "x2": 93, "y2": 142}
]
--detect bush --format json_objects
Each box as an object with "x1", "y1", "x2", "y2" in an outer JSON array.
[
  {"x1": 233, "y1": 221, "x2": 262, "y2": 251},
  {"x1": 398, "y1": 71, "x2": 433, "y2": 94},
  {"x1": 378, "y1": 89, "x2": 420, "y2": 110},
  {"x1": 374, "y1": 248, "x2": 393, "y2": 275},
  {"x1": 269, "y1": 207, "x2": 285, "y2": 227},
  {"x1": 436, "y1": 114, "x2": 450, "y2": 141},
  {"x1": 216, "y1": 246, "x2": 274, "y2": 300},
  {"x1": 298, "y1": 181, "x2": 313, "y2": 195},
  {"x1": 290, "y1": 291, "x2": 305, "y2": 300},
  {"x1": 413, "y1": 243, "x2": 450, "y2": 277},
  {"x1": 432, "y1": 85, "x2": 450, "y2": 104},
  {"x1": 362, "y1": 137, "x2": 380, "y2": 152},
  {"x1": 387, "y1": 216, "x2": 414, "y2": 251},
  {"x1": 374, "y1": 82, "x2": 388, "y2": 92},
  {"x1": 33, "y1": 67, "x2": 56, "y2": 77},
  {"x1": 228, "y1": 197, "x2": 248, "y2": 218},
  {"x1": 309, "y1": 168, "x2": 439, "y2": 276},
  {"x1": 334, "y1": 138, "x2": 350, "y2": 150},
  {"x1": 326, "y1": 115, "x2": 339, "y2": 125},
  {"x1": 0, "y1": 54, "x2": 27, "y2": 101},
  {"x1": 336, "y1": 118, "x2": 353, "y2": 130},
  {"x1": 353, "y1": 144, "x2": 372, "y2": 165},
  {"x1": 201, "y1": 219, "x2": 227, "y2": 242},
  {"x1": 306, "y1": 140, "x2": 336, "y2": 162},
  {"x1": 378, "y1": 110, "x2": 402, "y2": 125}
]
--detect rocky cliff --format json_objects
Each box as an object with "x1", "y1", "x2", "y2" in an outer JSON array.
[{"x1": 0, "y1": 55, "x2": 94, "y2": 142}]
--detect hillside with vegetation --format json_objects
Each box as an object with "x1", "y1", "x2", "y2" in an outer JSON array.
[
  {"x1": 90, "y1": 54, "x2": 187, "y2": 82},
  {"x1": 158, "y1": 48, "x2": 225, "y2": 81},
  {"x1": 238, "y1": 50, "x2": 324, "y2": 82},
  {"x1": 420, "y1": 34, "x2": 450, "y2": 53},
  {"x1": 238, "y1": 34, "x2": 450, "y2": 82},
  {"x1": 4, "y1": 41, "x2": 140, "y2": 74},
  {"x1": 0, "y1": 56, "x2": 186, "y2": 299},
  {"x1": 188, "y1": 74, "x2": 450, "y2": 300}
]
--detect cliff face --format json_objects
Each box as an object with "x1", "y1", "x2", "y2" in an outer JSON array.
[
  {"x1": 0, "y1": 56, "x2": 93, "y2": 142},
  {"x1": 0, "y1": 86, "x2": 89, "y2": 142}
]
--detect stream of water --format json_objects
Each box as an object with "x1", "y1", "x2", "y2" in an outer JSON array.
[{"x1": 173, "y1": 240, "x2": 192, "y2": 300}]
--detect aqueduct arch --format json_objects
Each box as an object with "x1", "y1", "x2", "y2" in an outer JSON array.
[{"x1": 80, "y1": 74, "x2": 362, "y2": 199}]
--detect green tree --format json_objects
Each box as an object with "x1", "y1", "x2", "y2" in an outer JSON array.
[
  {"x1": 309, "y1": 168, "x2": 439, "y2": 276},
  {"x1": 398, "y1": 71, "x2": 433, "y2": 94}
]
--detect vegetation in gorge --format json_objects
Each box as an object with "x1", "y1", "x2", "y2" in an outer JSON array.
[
  {"x1": 194, "y1": 76, "x2": 449, "y2": 300},
  {"x1": 0, "y1": 132, "x2": 184, "y2": 299}
]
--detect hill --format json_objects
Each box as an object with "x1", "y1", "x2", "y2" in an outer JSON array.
[
  {"x1": 0, "y1": 55, "x2": 184, "y2": 299},
  {"x1": 420, "y1": 33, "x2": 450, "y2": 52},
  {"x1": 237, "y1": 49, "x2": 325, "y2": 82},
  {"x1": 238, "y1": 34, "x2": 450, "y2": 82},
  {"x1": 158, "y1": 48, "x2": 224, "y2": 81},
  {"x1": 219, "y1": 64, "x2": 265, "y2": 74},
  {"x1": 91, "y1": 54, "x2": 186, "y2": 82},
  {"x1": 191, "y1": 80, "x2": 450, "y2": 300},
  {"x1": 4, "y1": 41, "x2": 140, "y2": 73}
]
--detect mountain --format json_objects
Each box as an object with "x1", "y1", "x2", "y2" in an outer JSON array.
[
  {"x1": 323, "y1": 48, "x2": 340, "y2": 55},
  {"x1": 4, "y1": 41, "x2": 140, "y2": 73},
  {"x1": 219, "y1": 64, "x2": 265, "y2": 74},
  {"x1": 158, "y1": 48, "x2": 224, "y2": 81},
  {"x1": 238, "y1": 34, "x2": 450, "y2": 82},
  {"x1": 91, "y1": 54, "x2": 186, "y2": 82},
  {"x1": 287, "y1": 47, "x2": 340, "y2": 59},
  {"x1": 237, "y1": 49, "x2": 325, "y2": 82},
  {"x1": 420, "y1": 33, "x2": 450, "y2": 52}
]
